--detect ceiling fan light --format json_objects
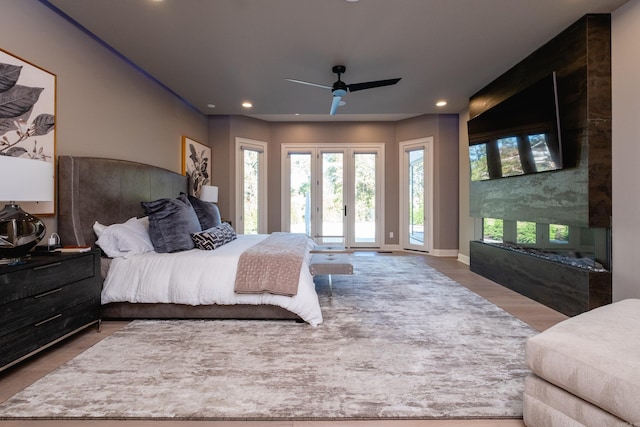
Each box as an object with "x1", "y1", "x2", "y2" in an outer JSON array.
[
  {"x1": 330, "y1": 95, "x2": 342, "y2": 115},
  {"x1": 333, "y1": 88, "x2": 347, "y2": 97}
]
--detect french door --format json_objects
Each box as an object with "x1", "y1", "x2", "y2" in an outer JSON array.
[
  {"x1": 282, "y1": 144, "x2": 384, "y2": 248},
  {"x1": 399, "y1": 138, "x2": 433, "y2": 252}
]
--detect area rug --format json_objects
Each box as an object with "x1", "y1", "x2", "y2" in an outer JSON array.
[{"x1": 0, "y1": 255, "x2": 538, "y2": 420}]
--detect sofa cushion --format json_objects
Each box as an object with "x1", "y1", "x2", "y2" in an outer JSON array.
[
  {"x1": 524, "y1": 374, "x2": 629, "y2": 427},
  {"x1": 525, "y1": 299, "x2": 640, "y2": 425}
]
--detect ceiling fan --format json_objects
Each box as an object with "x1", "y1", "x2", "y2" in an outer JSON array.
[{"x1": 285, "y1": 65, "x2": 401, "y2": 115}]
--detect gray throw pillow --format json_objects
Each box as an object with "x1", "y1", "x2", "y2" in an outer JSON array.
[
  {"x1": 186, "y1": 193, "x2": 222, "y2": 229},
  {"x1": 141, "y1": 193, "x2": 202, "y2": 253}
]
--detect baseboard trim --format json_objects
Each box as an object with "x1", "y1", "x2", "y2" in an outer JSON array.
[
  {"x1": 457, "y1": 253, "x2": 470, "y2": 265},
  {"x1": 429, "y1": 249, "x2": 459, "y2": 258}
]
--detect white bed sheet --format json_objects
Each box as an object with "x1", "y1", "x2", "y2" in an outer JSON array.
[{"x1": 101, "y1": 234, "x2": 323, "y2": 326}]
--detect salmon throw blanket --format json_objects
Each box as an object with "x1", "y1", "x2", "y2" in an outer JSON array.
[{"x1": 234, "y1": 233, "x2": 310, "y2": 296}]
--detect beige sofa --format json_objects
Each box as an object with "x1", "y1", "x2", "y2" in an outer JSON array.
[{"x1": 524, "y1": 299, "x2": 640, "y2": 426}]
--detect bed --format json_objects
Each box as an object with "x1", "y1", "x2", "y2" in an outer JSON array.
[{"x1": 57, "y1": 155, "x2": 323, "y2": 326}]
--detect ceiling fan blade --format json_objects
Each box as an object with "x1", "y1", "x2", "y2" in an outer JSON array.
[
  {"x1": 329, "y1": 95, "x2": 342, "y2": 115},
  {"x1": 347, "y1": 78, "x2": 401, "y2": 92},
  {"x1": 284, "y1": 78, "x2": 332, "y2": 90}
]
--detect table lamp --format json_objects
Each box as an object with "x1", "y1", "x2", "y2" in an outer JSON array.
[
  {"x1": 0, "y1": 156, "x2": 54, "y2": 264},
  {"x1": 200, "y1": 185, "x2": 218, "y2": 203}
]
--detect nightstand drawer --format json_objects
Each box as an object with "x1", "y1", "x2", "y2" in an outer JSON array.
[
  {"x1": 0, "y1": 277, "x2": 100, "y2": 338},
  {"x1": 0, "y1": 254, "x2": 94, "y2": 304},
  {"x1": 0, "y1": 301, "x2": 99, "y2": 368}
]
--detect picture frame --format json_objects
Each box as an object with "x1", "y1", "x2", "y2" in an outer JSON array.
[
  {"x1": 181, "y1": 136, "x2": 211, "y2": 198},
  {"x1": 0, "y1": 48, "x2": 56, "y2": 215}
]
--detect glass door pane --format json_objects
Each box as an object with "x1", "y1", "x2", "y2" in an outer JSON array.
[
  {"x1": 243, "y1": 149, "x2": 259, "y2": 234},
  {"x1": 321, "y1": 152, "x2": 344, "y2": 244},
  {"x1": 289, "y1": 153, "x2": 312, "y2": 235},
  {"x1": 353, "y1": 152, "x2": 376, "y2": 244},
  {"x1": 408, "y1": 148, "x2": 425, "y2": 246}
]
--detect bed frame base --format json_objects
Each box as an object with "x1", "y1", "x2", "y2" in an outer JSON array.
[{"x1": 102, "y1": 302, "x2": 302, "y2": 321}]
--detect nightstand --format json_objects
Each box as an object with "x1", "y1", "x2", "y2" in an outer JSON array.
[{"x1": 0, "y1": 249, "x2": 102, "y2": 371}]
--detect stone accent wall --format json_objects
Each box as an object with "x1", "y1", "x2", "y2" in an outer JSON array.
[{"x1": 469, "y1": 14, "x2": 611, "y2": 229}]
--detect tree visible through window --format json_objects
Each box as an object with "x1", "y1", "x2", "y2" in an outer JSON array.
[{"x1": 243, "y1": 149, "x2": 259, "y2": 234}]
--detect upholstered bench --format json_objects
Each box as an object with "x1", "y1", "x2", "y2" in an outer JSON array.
[
  {"x1": 309, "y1": 253, "x2": 353, "y2": 296},
  {"x1": 310, "y1": 244, "x2": 352, "y2": 253},
  {"x1": 524, "y1": 298, "x2": 640, "y2": 427}
]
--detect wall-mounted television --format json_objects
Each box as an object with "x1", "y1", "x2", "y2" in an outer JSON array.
[{"x1": 467, "y1": 72, "x2": 563, "y2": 181}]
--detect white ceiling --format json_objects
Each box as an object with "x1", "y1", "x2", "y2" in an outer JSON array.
[{"x1": 43, "y1": 0, "x2": 628, "y2": 121}]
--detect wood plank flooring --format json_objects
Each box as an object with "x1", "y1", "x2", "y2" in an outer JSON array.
[{"x1": 0, "y1": 252, "x2": 568, "y2": 427}]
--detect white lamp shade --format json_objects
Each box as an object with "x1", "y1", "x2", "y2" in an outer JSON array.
[
  {"x1": 0, "y1": 156, "x2": 54, "y2": 202},
  {"x1": 200, "y1": 185, "x2": 218, "y2": 203}
]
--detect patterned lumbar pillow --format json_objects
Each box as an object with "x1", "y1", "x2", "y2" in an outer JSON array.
[{"x1": 191, "y1": 223, "x2": 237, "y2": 250}]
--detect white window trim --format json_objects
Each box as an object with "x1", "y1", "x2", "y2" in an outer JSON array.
[
  {"x1": 235, "y1": 137, "x2": 268, "y2": 234},
  {"x1": 281, "y1": 142, "x2": 385, "y2": 247},
  {"x1": 399, "y1": 137, "x2": 434, "y2": 252}
]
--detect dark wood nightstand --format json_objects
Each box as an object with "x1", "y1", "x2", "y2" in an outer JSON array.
[{"x1": 0, "y1": 249, "x2": 102, "y2": 371}]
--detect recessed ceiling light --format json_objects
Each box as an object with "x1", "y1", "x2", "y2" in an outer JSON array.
[
  {"x1": 345, "y1": 0, "x2": 359, "y2": 2},
  {"x1": 436, "y1": 100, "x2": 447, "y2": 107},
  {"x1": 242, "y1": 102, "x2": 253, "y2": 108},
  {"x1": 207, "y1": 104, "x2": 215, "y2": 109}
]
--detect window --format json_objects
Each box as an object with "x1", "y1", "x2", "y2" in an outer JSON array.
[
  {"x1": 516, "y1": 221, "x2": 537, "y2": 244},
  {"x1": 549, "y1": 223, "x2": 569, "y2": 244},
  {"x1": 288, "y1": 153, "x2": 312, "y2": 235},
  {"x1": 235, "y1": 138, "x2": 267, "y2": 234},
  {"x1": 483, "y1": 218, "x2": 503, "y2": 242}
]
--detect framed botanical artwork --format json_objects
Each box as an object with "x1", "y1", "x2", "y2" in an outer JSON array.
[
  {"x1": 0, "y1": 48, "x2": 56, "y2": 215},
  {"x1": 181, "y1": 136, "x2": 211, "y2": 198}
]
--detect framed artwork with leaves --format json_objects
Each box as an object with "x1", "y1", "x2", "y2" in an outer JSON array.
[
  {"x1": 181, "y1": 136, "x2": 211, "y2": 198},
  {"x1": 0, "y1": 48, "x2": 56, "y2": 215}
]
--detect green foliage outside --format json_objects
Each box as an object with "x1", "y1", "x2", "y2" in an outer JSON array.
[
  {"x1": 483, "y1": 218, "x2": 503, "y2": 242},
  {"x1": 517, "y1": 221, "x2": 536, "y2": 244},
  {"x1": 410, "y1": 152, "x2": 424, "y2": 225},
  {"x1": 550, "y1": 224, "x2": 569, "y2": 243}
]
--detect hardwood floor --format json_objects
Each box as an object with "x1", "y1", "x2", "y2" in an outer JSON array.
[{"x1": 0, "y1": 252, "x2": 568, "y2": 427}]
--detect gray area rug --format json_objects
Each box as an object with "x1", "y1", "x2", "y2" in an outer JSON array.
[{"x1": 0, "y1": 255, "x2": 537, "y2": 420}]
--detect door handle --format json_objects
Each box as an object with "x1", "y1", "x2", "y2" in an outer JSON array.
[{"x1": 344, "y1": 205, "x2": 347, "y2": 216}]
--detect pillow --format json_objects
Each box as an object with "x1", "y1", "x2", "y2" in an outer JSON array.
[
  {"x1": 93, "y1": 221, "x2": 108, "y2": 238},
  {"x1": 186, "y1": 193, "x2": 222, "y2": 229},
  {"x1": 141, "y1": 193, "x2": 202, "y2": 253},
  {"x1": 95, "y1": 217, "x2": 154, "y2": 258},
  {"x1": 191, "y1": 223, "x2": 237, "y2": 250}
]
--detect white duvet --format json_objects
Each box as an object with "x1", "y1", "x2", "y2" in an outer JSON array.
[{"x1": 101, "y1": 234, "x2": 323, "y2": 326}]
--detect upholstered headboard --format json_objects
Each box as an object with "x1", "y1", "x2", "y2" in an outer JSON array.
[{"x1": 58, "y1": 156, "x2": 187, "y2": 247}]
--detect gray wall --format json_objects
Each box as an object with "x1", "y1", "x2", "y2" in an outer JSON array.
[
  {"x1": 1, "y1": 0, "x2": 208, "y2": 172},
  {"x1": 612, "y1": 0, "x2": 640, "y2": 300},
  {"x1": 397, "y1": 115, "x2": 460, "y2": 251},
  {"x1": 210, "y1": 115, "x2": 459, "y2": 249},
  {"x1": 2, "y1": 0, "x2": 208, "y2": 234}
]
